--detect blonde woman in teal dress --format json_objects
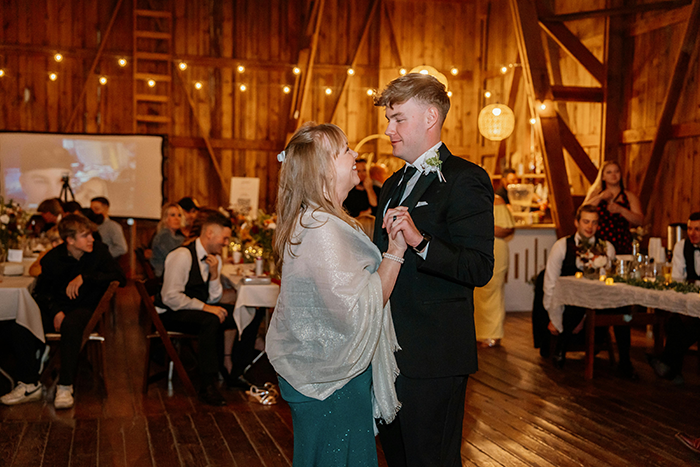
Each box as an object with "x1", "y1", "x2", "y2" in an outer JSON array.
[
  {"x1": 474, "y1": 194, "x2": 515, "y2": 347},
  {"x1": 266, "y1": 123, "x2": 405, "y2": 466}
]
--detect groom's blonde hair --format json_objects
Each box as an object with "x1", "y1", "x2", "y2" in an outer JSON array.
[{"x1": 374, "y1": 73, "x2": 451, "y2": 126}]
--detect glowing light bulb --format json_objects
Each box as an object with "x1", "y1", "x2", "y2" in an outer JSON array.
[
  {"x1": 366, "y1": 89, "x2": 374, "y2": 96},
  {"x1": 293, "y1": 67, "x2": 301, "y2": 75},
  {"x1": 54, "y1": 53, "x2": 63, "y2": 63},
  {"x1": 540, "y1": 103, "x2": 547, "y2": 110},
  {"x1": 178, "y1": 62, "x2": 187, "y2": 71},
  {"x1": 500, "y1": 66, "x2": 508, "y2": 74},
  {"x1": 484, "y1": 91, "x2": 491, "y2": 98},
  {"x1": 419, "y1": 69, "x2": 429, "y2": 75},
  {"x1": 399, "y1": 68, "x2": 407, "y2": 75},
  {"x1": 237, "y1": 65, "x2": 245, "y2": 73},
  {"x1": 530, "y1": 118, "x2": 536, "y2": 125},
  {"x1": 147, "y1": 79, "x2": 156, "y2": 87},
  {"x1": 239, "y1": 84, "x2": 247, "y2": 91},
  {"x1": 194, "y1": 81, "x2": 203, "y2": 90},
  {"x1": 347, "y1": 68, "x2": 355, "y2": 76},
  {"x1": 447, "y1": 91, "x2": 453, "y2": 97},
  {"x1": 118, "y1": 58, "x2": 127, "y2": 67},
  {"x1": 283, "y1": 85, "x2": 291, "y2": 94},
  {"x1": 0, "y1": 69, "x2": 5, "y2": 78},
  {"x1": 325, "y1": 87, "x2": 332, "y2": 95},
  {"x1": 99, "y1": 76, "x2": 107, "y2": 85},
  {"x1": 49, "y1": 72, "x2": 58, "y2": 81},
  {"x1": 492, "y1": 107, "x2": 502, "y2": 116},
  {"x1": 450, "y1": 67, "x2": 458, "y2": 76}
]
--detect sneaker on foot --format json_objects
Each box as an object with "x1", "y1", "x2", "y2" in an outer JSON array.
[
  {"x1": 54, "y1": 385, "x2": 74, "y2": 409},
  {"x1": 0, "y1": 382, "x2": 43, "y2": 406}
]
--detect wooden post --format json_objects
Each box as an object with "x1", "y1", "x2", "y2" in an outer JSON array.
[{"x1": 600, "y1": 0, "x2": 626, "y2": 164}]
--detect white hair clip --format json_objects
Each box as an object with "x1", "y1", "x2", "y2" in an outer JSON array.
[{"x1": 277, "y1": 150, "x2": 286, "y2": 162}]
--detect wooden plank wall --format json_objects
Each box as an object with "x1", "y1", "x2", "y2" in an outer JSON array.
[{"x1": 0, "y1": 0, "x2": 698, "y2": 238}]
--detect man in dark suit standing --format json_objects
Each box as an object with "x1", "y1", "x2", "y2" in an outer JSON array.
[{"x1": 373, "y1": 73, "x2": 494, "y2": 467}]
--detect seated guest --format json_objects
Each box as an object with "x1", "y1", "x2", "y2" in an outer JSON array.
[
  {"x1": 177, "y1": 196, "x2": 200, "y2": 238},
  {"x1": 156, "y1": 209, "x2": 263, "y2": 405},
  {"x1": 150, "y1": 203, "x2": 186, "y2": 277},
  {"x1": 29, "y1": 226, "x2": 62, "y2": 277},
  {"x1": 648, "y1": 212, "x2": 700, "y2": 384},
  {"x1": 90, "y1": 197, "x2": 127, "y2": 258},
  {"x1": 543, "y1": 204, "x2": 637, "y2": 378},
  {"x1": 0, "y1": 214, "x2": 125, "y2": 409},
  {"x1": 27, "y1": 214, "x2": 46, "y2": 237},
  {"x1": 342, "y1": 158, "x2": 380, "y2": 217},
  {"x1": 37, "y1": 198, "x2": 64, "y2": 232},
  {"x1": 62, "y1": 200, "x2": 83, "y2": 215}
]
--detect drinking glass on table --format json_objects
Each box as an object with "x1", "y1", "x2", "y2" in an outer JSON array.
[{"x1": 662, "y1": 263, "x2": 673, "y2": 284}]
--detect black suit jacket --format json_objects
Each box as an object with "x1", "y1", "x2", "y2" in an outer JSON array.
[{"x1": 374, "y1": 144, "x2": 494, "y2": 378}]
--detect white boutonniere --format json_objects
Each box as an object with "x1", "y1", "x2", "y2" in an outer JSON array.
[{"x1": 420, "y1": 148, "x2": 446, "y2": 182}]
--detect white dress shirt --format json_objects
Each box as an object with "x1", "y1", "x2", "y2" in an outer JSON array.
[
  {"x1": 383, "y1": 141, "x2": 443, "y2": 259},
  {"x1": 543, "y1": 233, "x2": 616, "y2": 332},
  {"x1": 157, "y1": 238, "x2": 223, "y2": 313},
  {"x1": 671, "y1": 239, "x2": 700, "y2": 283}
]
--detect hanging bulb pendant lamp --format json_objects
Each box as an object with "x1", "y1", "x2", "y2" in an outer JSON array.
[{"x1": 478, "y1": 103, "x2": 515, "y2": 141}]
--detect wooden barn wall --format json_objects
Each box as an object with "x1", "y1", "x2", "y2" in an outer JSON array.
[
  {"x1": 622, "y1": 6, "x2": 700, "y2": 238},
  {"x1": 1, "y1": 0, "x2": 698, "y2": 238}
]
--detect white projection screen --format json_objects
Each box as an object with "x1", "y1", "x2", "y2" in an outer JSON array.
[{"x1": 0, "y1": 132, "x2": 164, "y2": 219}]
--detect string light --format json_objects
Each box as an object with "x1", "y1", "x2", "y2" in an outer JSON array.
[
  {"x1": 194, "y1": 81, "x2": 203, "y2": 90},
  {"x1": 447, "y1": 91, "x2": 453, "y2": 97},
  {"x1": 49, "y1": 72, "x2": 58, "y2": 81},
  {"x1": 0, "y1": 69, "x2": 4, "y2": 77},
  {"x1": 147, "y1": 79, "x2": 156, "y2": 87},
  {"x1": 325, "y1": 87, "x2": 332, "y2": 95},
  {"x1": 399, "y1": 68, "x2": 407, "y2": 75},
  {"x1": 540, "y1": 103, "x2": 547, "y2": 110},
  {"x1": 450, "y1": 67, "x2": 458, "y2": 76},
  {"x1": 178, "y1": 62, "x2": 187, "y2": 71},
  {"x1": 366, "y1": 89, "x2": 374, "y2": 96},
  {"x1": 99, "y1": 76, "x2": 107, "y2": 85},
  {"x1": 500, "y1": 66, "x2": 508, "y2": 74},
  {"x1": 237, "y1": 65, "x2": 245, "y2": 73},
  {"x1": 283, "y1": 85, "x2": 291, "y2": 94},
  {"x1": 530, "y1": 117, "x2": 536, "y2": 125},
  {"x1": 54, "y1": 53, "x2": 63, "y2": 63},
  {"x1": 347, "y1": 68, "x2": 355, "y2": 76},
  {"x1": 484, "y1": 91, "x2": 491, "y2": 98},
  {"x1": 293, "y1": 67, "x2": 301, "y2": 75},
  {"x1": 239, "y1": 84, "x2": 247, "y2": 91},
  {"x1": 118, "y1": 58, "x2": 127, "y2": 67}
]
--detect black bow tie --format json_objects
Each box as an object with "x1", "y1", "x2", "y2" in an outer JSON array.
[{"x1": 201, "y1": 255, "x2": 208, "y2": 262}]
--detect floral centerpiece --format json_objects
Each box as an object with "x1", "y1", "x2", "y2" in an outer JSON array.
[
  {"x1": 0, "y1": 196, "x2": 31, "y2": 257},
  {"x1": 228, "y1": 208, "x2": 277, "y2": 263},
  {"x1": 576, "y1": 238, "x2": 608, "y2": 277}
]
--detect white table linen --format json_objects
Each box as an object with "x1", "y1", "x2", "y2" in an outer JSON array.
[{"x1": 220, "y1": 263, "x2": 279, "y2": 335}]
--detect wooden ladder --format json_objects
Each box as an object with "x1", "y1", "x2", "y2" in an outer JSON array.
[{"x1": 132, "y1": 0, "x2": 172, "y2": 135}]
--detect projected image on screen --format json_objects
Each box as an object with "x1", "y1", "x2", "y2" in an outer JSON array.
[{"x1": 0, "y1": 133, "x2": 163, "y2": 219}]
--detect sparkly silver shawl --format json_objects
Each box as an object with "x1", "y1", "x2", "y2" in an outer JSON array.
[{"x1": 266, "y1": 210, "x2": 401, "y2": 423}]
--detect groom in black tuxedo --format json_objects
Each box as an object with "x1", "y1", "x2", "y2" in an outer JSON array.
[{"x1": 373, "y1": 74, "x2": 494, "y2": 466}]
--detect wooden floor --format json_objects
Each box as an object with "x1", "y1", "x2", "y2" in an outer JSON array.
[{"x1": 2, "y1": 282, "x2": 699, "y2": 466}]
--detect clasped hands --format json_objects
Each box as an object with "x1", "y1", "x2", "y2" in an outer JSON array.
[{"x1": 383, "y1": 207, "x2": 422, "y2": 251}]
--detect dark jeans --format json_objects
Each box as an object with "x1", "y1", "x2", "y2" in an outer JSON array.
[
  {"x1": 556, "y1": 306, "x2": 632, "y2": 364},
  {"x1": 661, "y1": 314, "x2": 700, "y2": 376},
  {"x1": 230, "y1": 307, "x2": 266, "y2": 378},
  {"x1": 8, "y1": 323, "x2": 42, "y2": 384}
]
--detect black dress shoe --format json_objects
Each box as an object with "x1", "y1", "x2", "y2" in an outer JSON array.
[
  {"x1": 552, "y1": 351, "x2": 566, "y2": 369},
  {"x1": 616, "y1": 362, "x2": 639, "y2": 381},
  {"x1": 226, "y1": 375, "x2": 251, "y2": 391},
  {"x1": 199, "y1": 384, "x2": 227, "y2": 406}
]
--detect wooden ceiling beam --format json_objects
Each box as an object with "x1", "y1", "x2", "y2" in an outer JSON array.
[
  {"x1": 600, "y1": 1, "x2": 626, "y2": 163},
  {"x1": 511, "y1": 0, "x2": 575, "y2": 237},
  {"x1": 539, "y1": 20, "x2": 605, "y2": 84},
  {"x1": 63, "y1": 0, "x2": 126, "y2": 132},
  {"x1": 539, "y1": 1, "x2": 691, "y2": 22},
  {"x1": 639, "y1": 0, "x2": 700, "y2": 210},
  {"x1": 495, "y1": 58, "x2": 522, "y2": 174},
  {"x1": 557, "y1": 113, "x2": 599, "y2": 184},
  {"x1": 551, "y1": 85, "x2": 603, "y2": 102}
]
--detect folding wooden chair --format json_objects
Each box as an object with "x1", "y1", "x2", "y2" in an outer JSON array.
[
  {"x1": 40, "y1": 281, "x2": 120, "y2": 395},
  {"x1": 135, "y1": 246, "x2": 156, "y2": 280},
  {"x1": 136, "y1": 279, "x2": 197, "y2": 396}
]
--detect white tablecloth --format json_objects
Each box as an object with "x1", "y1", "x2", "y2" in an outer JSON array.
[
  {"x1": 551, "y1": 276, "x2": 700, "y2": 318},
  {"x1": 221, "y1": 264, "x2": 280, "y2": 335},
  {"x1": 0, "y1": 272, "x2": 44, "y2": 342}
]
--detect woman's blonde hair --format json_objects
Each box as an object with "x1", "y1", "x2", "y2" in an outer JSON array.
[
  {"x1": 583, "y1": 160, "x2": 625, "y2": 205},
  {"x1": 157, "y1": 202, "x2": 184, "y2": 232},
  {"x1": 273, "y1": 122, "x2": 358, "y2": 269}
]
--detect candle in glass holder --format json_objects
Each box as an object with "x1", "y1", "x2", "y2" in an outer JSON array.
[
  {"x1": 605, "y1": 277, "x2": 614, "y2": 285},
  {"x1": 575, "y1": 271, "x2": 583, "y2": 279}
]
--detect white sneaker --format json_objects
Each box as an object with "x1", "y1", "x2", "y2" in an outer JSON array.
[
  {"x1": 54, "y1": 385, "x2": 74, "y2": 409},
  {"x1": 0, "y1": 382, "x2": 43, "y2": 405}
]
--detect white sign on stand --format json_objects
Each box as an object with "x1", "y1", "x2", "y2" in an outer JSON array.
[{"x1": 229, "y1": 177, "x2": 260, "y2": 217}]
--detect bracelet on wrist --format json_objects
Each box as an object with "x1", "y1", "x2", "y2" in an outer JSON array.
[{"x1": 382, "y1": 252, "x2": 404, "y2": 264}]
